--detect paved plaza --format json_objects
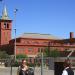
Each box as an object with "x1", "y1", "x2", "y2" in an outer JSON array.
[
  {"x1": 0, "y1": 67, "x2": 75, "y2": 75},
  {"x1": 0, "y1": 67, "x2": 54, "y2": 75}
]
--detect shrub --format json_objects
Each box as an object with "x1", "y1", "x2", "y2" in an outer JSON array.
[{"x1": 16, "y1": 54, "x2": 28, "y2": 59}]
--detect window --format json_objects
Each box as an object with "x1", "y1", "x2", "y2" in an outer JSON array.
[
  {"x1": 38, "y1": 48, "x2": 41, "y2": 52},
  {"x1": 33, "y1": 41, "x2": 39, "y2": 44},
  {"x1": 17, "y1": 48, "x2": 25, "y2": 54},
  {"x1": 17, "y1": 48, "x2": 24, "y2": 51},
  {"x1": 4, "y1": 22, "x2": 7, "y2": 28},
  {"x1": 16, "y1": 39, "x2": 20, "y2": 43},
  {"x1": 28, "y1": 48, "x2": 33, "y2": 52},
  {"x1": 26, "y1": 41, "x2": 30, "y2": 44},
  {"x1": 43, "y1": 42, "x2": 48, "y2": 45},
  {"x1": 4, "y1": 22, "x2": 9, "y2": 29},
  {"x1": 7, "y1": 23, "x2": 9, "y2": 28},
  {"x1": 38, "y1": 48, "x2": 44, "y2": 52}
]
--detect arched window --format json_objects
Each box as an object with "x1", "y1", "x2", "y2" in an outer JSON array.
[
  {"x1": 7, "y1": 23, "x2": 9, "y2": 28},
  {"x1": 4, "y1": 22, "x2": 9, "y2": 29},
  {"x1": 4, "y1": 22, "x2": 7, "y2": 28}
]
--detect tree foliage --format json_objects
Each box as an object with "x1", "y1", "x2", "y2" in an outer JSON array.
[
  {"x1": 0, "y1": 51, "x2": 9, "y2": 59},
  {"x1": 44, "y1": 47, "x2": 60, "y2": 57},
  {"x1": 16, "y1": 54, "x2": 28, "y2": 59}
]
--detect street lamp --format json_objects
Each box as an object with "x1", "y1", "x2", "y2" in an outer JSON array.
[
  {"x1": 14, "y1": 29, "x2": 16, "y2": 61},
  {"x1": 48, "y1": 41, "x2": 51, "y2": 70},
  {"x1": 14, "y1": 9, "x2": 18, "y2": 61},
  {"x1": 40, "y1": 48, "x2": 44, "y2": 75},
  {"x1": 41, "y1": 52, "x2": 44, "y2": 75}
]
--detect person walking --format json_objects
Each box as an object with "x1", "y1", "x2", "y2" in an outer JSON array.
[
  {"x1": 17, "y1": 59, "x2": 28, "y2": 75},
  {"x1": 62, "y1": 59, "x2": 74, "y2": 75}
]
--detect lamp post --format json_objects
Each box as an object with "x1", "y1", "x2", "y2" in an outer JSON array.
[
  {"x1": 0, "y1": 0, "x2": 3, "y2": 4},
  {"x1": 0, "y1": 0, "x2": 3, "y2": 9},
  {"x1": 14, "y1": 9, "x2": 18, "y2": 61},
  {"x1": 40, "y1": 48, "x2": 44, "y2": 75},
  {"x1": 48, "y1": 41, "x2": 51, "y2": 70},
  {"x1": 14, "y1": 29, "x2": 16, "y2": 61},
  {"x1": 41, "y1": 52, "x2": 43, "y2": 75}
]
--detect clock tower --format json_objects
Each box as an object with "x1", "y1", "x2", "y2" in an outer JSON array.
[{"x1": 0, "y1": 6, "x2": 12, "y2": 45}]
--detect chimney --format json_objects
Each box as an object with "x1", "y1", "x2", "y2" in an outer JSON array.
[{"x1": 70, "y1": 32, "x2": 74, "y2": 39}]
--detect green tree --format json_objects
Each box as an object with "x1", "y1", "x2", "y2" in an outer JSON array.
[
  {"x1": 49, "y1": 49, "x2": 60, "y2": 57},
  {"x1": 0, "y1": 51, "x2": 9, "y2": 59},
  {"x1": 44, "y1": 47, "x2": 50, "y2": 57},
  {"x1": 16, "y1": 54, "x2": 28, "y2": 59},
  {"x1": 44, "y1": 47, "x2": 60, "y2": 57}
]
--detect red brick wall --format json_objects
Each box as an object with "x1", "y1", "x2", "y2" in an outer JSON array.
[{"x1": 0, "y1": 20, "x2": 12, "y2": 45}]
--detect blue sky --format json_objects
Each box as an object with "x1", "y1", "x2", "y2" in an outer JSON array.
[{"x1": 0, "y1": 0, "x2": 75, "y2": 39}]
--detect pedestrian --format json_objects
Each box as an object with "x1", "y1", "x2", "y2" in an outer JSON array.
[
  {"x1": 62, "y1": 59, "x2": 74, "y2": 75},
  {"x1": 17, "y1": 59, "x2": 28, "y2": 75}
]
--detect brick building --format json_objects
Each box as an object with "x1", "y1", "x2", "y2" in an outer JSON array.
[{"x1": 0, "y1": 6, "x2": 75, "y2": 58}]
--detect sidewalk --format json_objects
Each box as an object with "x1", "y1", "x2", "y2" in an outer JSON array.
[
  {"x1": 34, "y1": 67, "x2": 54, "y2": 75},
  {"x1": 0, "y1": 67, "x2": 75, "y2": 75},
  {"x1": 0, "y1": 67, "x2": 54, "y2": 75}
]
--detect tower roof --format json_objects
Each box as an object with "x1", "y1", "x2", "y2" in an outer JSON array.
[{"x1": 1, "y1": 6, "x2": 10, "y2": 20}]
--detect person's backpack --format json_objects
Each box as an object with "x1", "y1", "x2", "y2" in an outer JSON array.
[
  {"x1": 26, "y1": 68, "x2": 34, "y2": 75},
  {"x1": 66, "y1": 68, "x2": 74, "y2": 75}
]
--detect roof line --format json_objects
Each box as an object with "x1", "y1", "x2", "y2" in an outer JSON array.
[{"x1": 24, "y1": 32, "x2": 51, "y2": 35}]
